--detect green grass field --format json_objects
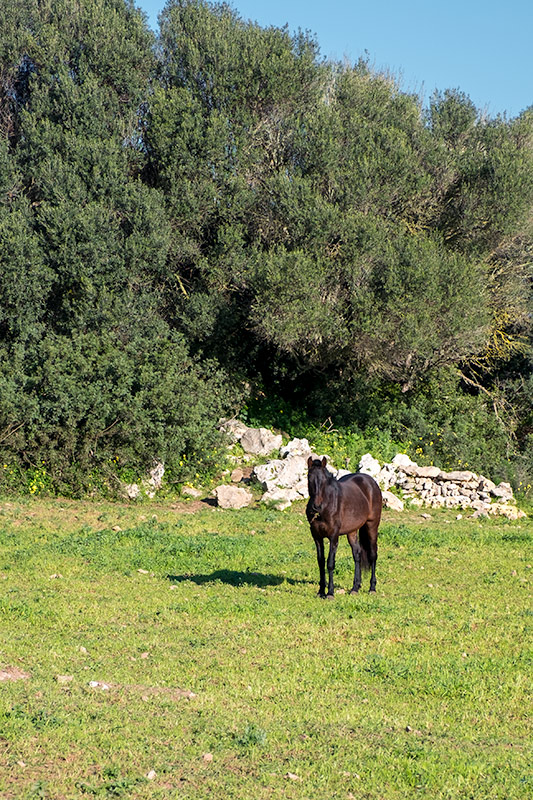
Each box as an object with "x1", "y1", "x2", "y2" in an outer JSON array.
[{"x1": 0, "y1": 497, "x2": 531, "y2": 799}]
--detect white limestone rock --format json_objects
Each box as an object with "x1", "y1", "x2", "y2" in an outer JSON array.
[
  {"x1": 215, "y1": 485, "x2": 253, "y2": 509},
  {"x1": 391, "y1": 453, "x2": 417, "y2": 469},
  {"x1": 358, "y1": 453, "x2": 381, "y2": 478},
  {"x1": 253, "y1": 460, "x2": 285, "y2": 488},
  {"x1": 280, "y1": 438, "x2": 312, "y2": 459},
  {"x1": 261, "y1": 487, "x2": 300, "y2": 510},
  {"x1": 491, "y1": 482, "x2": 514, "y2": 501},
  {"x1": 241, "y1": 427, "x2": 283, "y2": 456},
  {"x1": 382, "y1": 491, "x2": 404, "y2": 512},
  {"x1": 219, "y1": 418, "x2": 249, "y2": 443},
  {"x1": 487, "y1": 503, "x2": 526, "y2": 520}
]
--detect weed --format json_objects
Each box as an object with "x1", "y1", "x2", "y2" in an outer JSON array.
[{"x1": 235, "y1": 723, "x2": 268, "y2": 749}]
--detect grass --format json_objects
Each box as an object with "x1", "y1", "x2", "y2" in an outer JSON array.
[{"x1": 0, "y1": 495, "x2": 531, "y2": 799}]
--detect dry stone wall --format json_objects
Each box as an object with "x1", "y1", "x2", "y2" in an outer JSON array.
[{"x1": 357, "y1": 453, "x2": 523, "y2": 519}]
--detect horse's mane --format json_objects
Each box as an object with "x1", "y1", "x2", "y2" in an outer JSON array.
[{"x1": 309, "y1": 458, "x2": 337, "y2": 484}]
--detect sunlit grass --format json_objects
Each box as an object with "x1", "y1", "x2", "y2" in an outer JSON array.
[{"x1": 0, "y1": 497, "x2": 531, "y2": 798}]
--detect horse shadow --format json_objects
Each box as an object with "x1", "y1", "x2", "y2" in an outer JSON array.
[{"x1": 167, "y1": 570, "x2": 310, "y2": 588}]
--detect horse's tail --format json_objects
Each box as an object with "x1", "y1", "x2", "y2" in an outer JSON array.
[{"x1": 359, "y1": 523, "x2": 378, "y2": 569}]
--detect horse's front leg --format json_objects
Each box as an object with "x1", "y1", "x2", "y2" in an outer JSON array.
[
  {"x1": 326, "y1": 534, "x2": 339, "y2": 598},
  {"x1": 314, "y1": 536, "x2": 326, "y2": 598}
]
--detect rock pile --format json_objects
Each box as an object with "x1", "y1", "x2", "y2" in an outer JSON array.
[{"x1": 213, "y1": 421, "x2": 525, "y2": 519}]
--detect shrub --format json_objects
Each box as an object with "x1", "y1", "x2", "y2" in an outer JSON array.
[{"x1": 0, "y1": 326, "x2": 241, "y2": 496}]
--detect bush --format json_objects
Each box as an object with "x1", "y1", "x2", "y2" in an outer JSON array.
[
  {"x1": 239, "y1": 370, "x2": 519, "y2": 484},
  {"x1": 360, "y1": 369, "x2": 517, "y2": 482},
  {"x1": 0, "y1": 326, "x2": 241, "y2": 496}
]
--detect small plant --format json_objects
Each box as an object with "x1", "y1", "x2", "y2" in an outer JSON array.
[
  {"x1": 235, "y1": 723, "x2": 267, "y2": 749},
  {"x1": 25, "y1": 783, "x2": 49, "y2": 800},
  {"x1": 76, "y1": 767, "x2": 146, "y2": 797}
]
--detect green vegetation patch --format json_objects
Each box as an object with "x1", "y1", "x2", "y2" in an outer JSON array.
[{"x1": 0, "y1": 498, "x2": 531, "y2": 798}]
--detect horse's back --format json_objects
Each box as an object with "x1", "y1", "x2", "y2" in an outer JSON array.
[{"x1": 339, "y1": 472, "x2": 382, "y2": 523}]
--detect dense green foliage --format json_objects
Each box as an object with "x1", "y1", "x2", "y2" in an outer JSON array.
[
  {"x1": 1, "y1": 0, "x2": 532, "y2": 493},
  {"x1": 0, "y1": 0, "x2": 240, "y2": 492}
]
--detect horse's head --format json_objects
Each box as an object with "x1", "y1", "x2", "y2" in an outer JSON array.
[{"x1": 307, "y1": 456, "x2": 329, "y2": 513}]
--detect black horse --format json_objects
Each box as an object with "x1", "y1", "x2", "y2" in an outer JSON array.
[{"x1": 306, "y1": 457, "x2": 382, "y2": 598}]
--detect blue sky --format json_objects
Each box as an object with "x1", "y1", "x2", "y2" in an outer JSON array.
[{"x1": 138, "y1": 0, "x2": 532, "y2": 118}]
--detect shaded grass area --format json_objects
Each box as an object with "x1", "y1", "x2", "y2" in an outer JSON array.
[{"x1": 0, "y1": 497, "x2": 531, "y2": 799}]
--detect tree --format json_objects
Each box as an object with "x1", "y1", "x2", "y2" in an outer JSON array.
[
  {"x1": 427, "y1": 91, "x2": 533, "y2": 256},
  {"x1": 0, "y1": 0, "x2": 239, "y2": 492},
  {"x1": 2, "y1": 0, "x2": 532, "y2": 492},
  {"x1": 249, "y1": 219, "x2": 489, "y2": 392},
  {"x1": 144, "y1": 0, "x2": 325, "y2": 364},
  {"x1": 145, "y1": 3, "x2": 532, "y2": 407}
]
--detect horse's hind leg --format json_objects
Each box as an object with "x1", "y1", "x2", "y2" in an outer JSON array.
[
  {"x1": 369, "y1": 553, "x2": 377, "y2": 593},
  {"x1": 347, "y1": 531, "x2": 361, "y2": 594},
  {"x1": 367, "y1": 525, "x2": 378, "y2": 593}
]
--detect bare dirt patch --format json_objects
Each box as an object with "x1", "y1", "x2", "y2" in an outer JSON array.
[
  {"x1": 0, "y1": 495, "x2": 216, "y2": 537},
  {"x1": 86, "y1": 681, "x2": 196, "y2": 701},
  {"x1": 0, "y1": 666, "x2": 30, "y2": 682}
]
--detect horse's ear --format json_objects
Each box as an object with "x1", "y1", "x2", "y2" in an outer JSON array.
[
  {"x1": 321, "y1": 456, "x2": 327, "y2": 469},
  {"x1": 307, "y1": 456, "x2": 313, "y2": 469}
]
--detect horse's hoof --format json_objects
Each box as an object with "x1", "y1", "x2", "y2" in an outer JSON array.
[
  {"x1": 350, "y1": 588, "x2": 360, "y2": 595},
  {"x1": 317, "y1": 592, "x2": 327, "y2": 599},
  {"x1": 369, "y1": 588, "x2": 376, "y2": 594},
  {"x1": 326, "y1": 593, "x2": 335, "y2": 600}
]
